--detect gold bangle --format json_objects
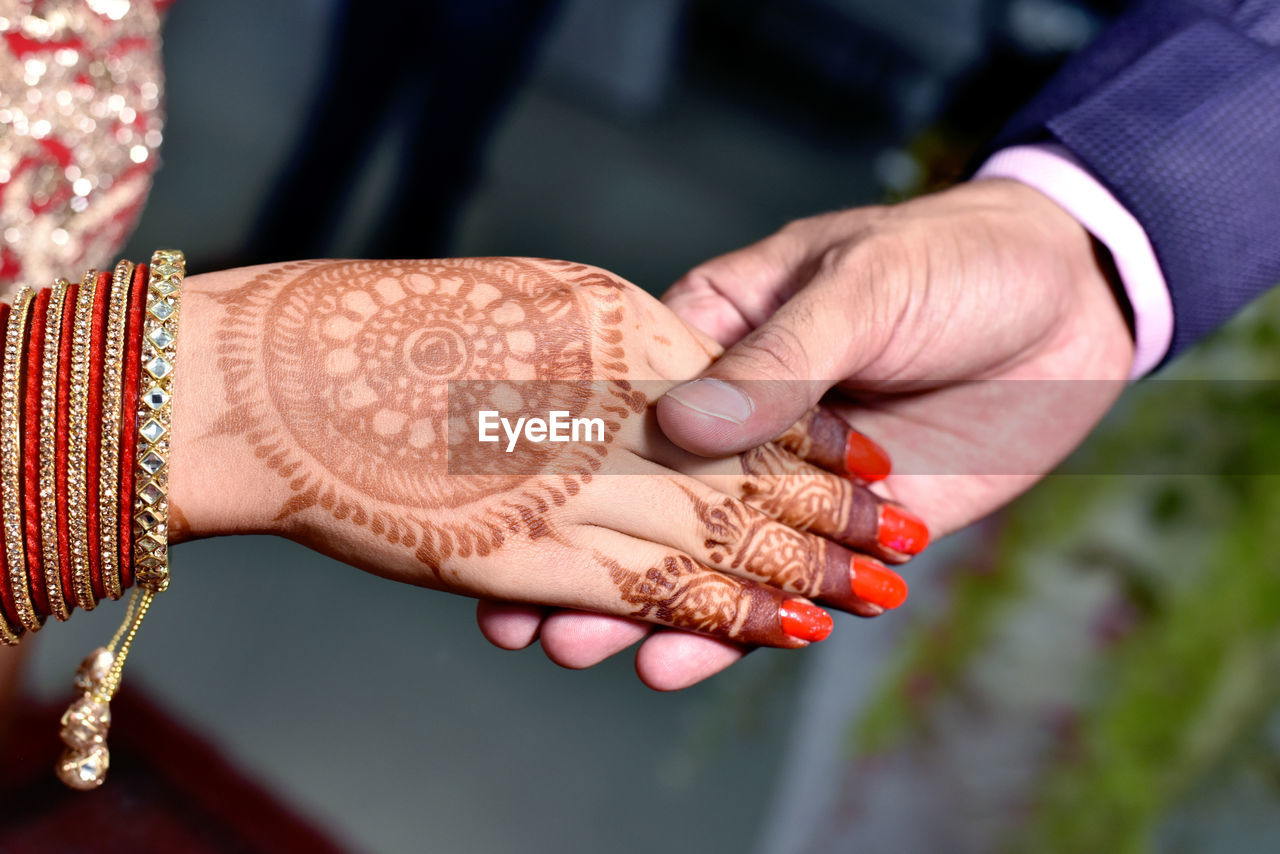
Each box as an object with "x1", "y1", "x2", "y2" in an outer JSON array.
[
  {"x1": 56, "y1": 251, "x2": 186, "y2": 791},
  {"x1": 0, "y1": 608, "x2": 18, "y2": 644},
  {"x1": 0, "y1": 281, "x2": 26, "y2": 640},
  {"x1": 67, "y1": 270, "x2": 98, "y2": 612},
  {"x1": 2, "y1": 287, "x2": 42, "y2": 633},
  {"x1": 133, "y1": 250, "x2": 184, "y2": 593},
  {"x1": 98, "y1": 261, "x2": 134, "y2": 601},
  {"x1": 39, "y1": 279, "x2": 71, "y2": 621}
]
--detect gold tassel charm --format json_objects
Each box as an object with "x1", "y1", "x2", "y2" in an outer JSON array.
[{"x1": 55, "y1": 588, "x2": 154, "y2": 790}]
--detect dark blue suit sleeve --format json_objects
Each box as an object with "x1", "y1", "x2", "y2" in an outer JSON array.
[{"x1": 993, "y1": 0, "x2": 1280, "y2": 364}]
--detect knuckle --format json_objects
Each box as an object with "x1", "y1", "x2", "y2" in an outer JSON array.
[
  {"x1": 811, "y1": 228, "x2": 920, "y2": 346},
  {"x1": 814, "y1": 240, "x2": 860, "y2": 280},
  {"x1": 739, "y1": 443, "x2": 794, "y2": 478},
  {"x1": 776, "y1": 215, "x2": 822, "y2": 239},
  {"x1": 734, "y1": 322, "x2": 810, "y2": 378},
  {"x1": 744, "y1": 522, "x2": 824, "y2": 597},
  {"x1": 814, "y1": 222, "x2": 912, "y2": 283},
  {"x1": 691, "y1": 495, "x2": 750, "y2": 563},
  {"x1": 773, "y1": 412, "x2": 817, "y2": 456},
  {"x1": 617, "y1": 552, "x2": 753, "y2": 637}
]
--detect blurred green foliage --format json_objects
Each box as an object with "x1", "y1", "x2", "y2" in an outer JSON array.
[{"x1": 852, "y1": 285, "x2": 1280, "y2": 851}]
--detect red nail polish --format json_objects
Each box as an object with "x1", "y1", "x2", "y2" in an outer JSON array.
[
  {"x1": 878, "y1": 505, "x2": 930, "y2": 555},
  {"x1": 844, "y1": 431, "x2": 891, "y2": 481},
  {"x1": 850, "y1": 556, "x2": 909, "y2": 610},
  {"x1": 779, "y1": 600, "x2": 833, "y2": 643}
]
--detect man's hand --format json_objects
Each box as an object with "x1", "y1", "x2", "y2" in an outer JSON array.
[
  {"x1": 477, "y1": 179, "x2": 1135, "y2": 689},
  {"x1": 657, "y1": 178, "x2": 1135, "y2": 533}
]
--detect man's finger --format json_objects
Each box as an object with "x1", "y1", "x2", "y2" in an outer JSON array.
[
  {"x1": 475, "y1": 600, "x2": 545, "y2": 650},
  {"x1": 634, "y1": 631, "x2": 748, "y2": 691},
  {"x1": 539, "y1": 611, "x2": 652, "y2": 669},
  {"x1": 662, "y1": 229, "x2": 816, "y2": 345}
]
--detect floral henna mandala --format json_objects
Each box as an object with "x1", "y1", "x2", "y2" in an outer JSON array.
[{"x1": 209, "y1": 258, "x2": 641, "y2": 574}]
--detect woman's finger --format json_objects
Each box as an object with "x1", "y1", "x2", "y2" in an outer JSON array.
[
  {"x1": 466, "y1": 526, "x2": 832, "y2": 648},
  {"x1": 580, "y1": 470, "x2": 905, "y2": 614},
  {"x1": 738, "y1": 444, "x2": 929, "y2": 561},
  {"x1": 774, "y1": 405, "x2": 891, "y2": 482},
  {"x1": 649, "y1": 440, "x2": 929, "y2": 563}
]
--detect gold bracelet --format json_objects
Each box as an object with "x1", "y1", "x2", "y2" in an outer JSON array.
[
  {"x1": 39, "y1": 279, "x2": 71, "y2": 621},
  {"x1": 2, "y1": 287, "x2": 42, "y2": 633},
  {"x1": 67, "y1": 270, "x2": 97, "y2": 612},
  {"x1": 57, "y1": 251, "x2": 186, "y2": 791},
  {"x1": 98, "y1": 261, "x2": 134, "y2": 601},
  {"x1": 0, "y1": 611, "x2": 18, "y2": 644},
  {"x1": 133, "y1": 250, "x2": 184, "y2": 592}
]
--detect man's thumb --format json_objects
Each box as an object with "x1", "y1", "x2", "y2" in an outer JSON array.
[{"x1": 657, "y1": 294, "x2": 856, "y2": 457}]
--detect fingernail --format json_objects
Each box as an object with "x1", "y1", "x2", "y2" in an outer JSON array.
[
  {"x1": 779, "y1": 600, "x2": 833, "y2": 642},
  {"x1": 665, "y1": 378, "x2": 754, "y2": 424},
  {"x1": 850, "y1": 555, "x2": 909, "y2": 610},
  {"x1": 877, "y1": 505, "x2": 930, "y2": 555},
  {"x1": 844, "y1": 431, "x2": 891, "y2": 481}
]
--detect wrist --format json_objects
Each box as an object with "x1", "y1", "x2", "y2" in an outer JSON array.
[
  {"x1": 976, "y1": 145, "x2": 1169, "y2": 377},
  {"x1": 989, "y1": 178, "x2": 1136, "y2": 380},
  {"x1": 167, "y1": 269, "x2": 282, "y2": 543}
]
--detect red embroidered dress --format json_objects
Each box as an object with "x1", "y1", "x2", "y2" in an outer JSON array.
[{"x1": 0, "y1": 0, "x2": 168, "y2": 294}]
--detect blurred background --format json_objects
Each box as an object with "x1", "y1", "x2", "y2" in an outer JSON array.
[{"x1": 7, "y1": 0, "x2": 1280, "y2": 851}]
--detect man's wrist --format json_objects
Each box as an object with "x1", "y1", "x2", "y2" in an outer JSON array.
[{"x1": 975, "y1": 143, "x2": 1173, "y2": 378}]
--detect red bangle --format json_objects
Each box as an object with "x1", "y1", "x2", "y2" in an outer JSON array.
[
  {"x1": 84, "y1": 271, "x2": 111, "y2": 601},
  {"x1": 0, "y1": 301, "x2": 22, "y2": 635},
  {"x1": 55, "y1": 281, "x2": 79, "y2": 612},
  {"x1": 21, "y1": 288, "x2": 51, "y2": 618},
  {"x1": 118, "y1": 262, "x2": 148, "y2": 590}
]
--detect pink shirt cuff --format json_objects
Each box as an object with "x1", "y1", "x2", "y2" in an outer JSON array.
[{"x1": 974, "y1": 143, "x2": 1174, "y2": 379}]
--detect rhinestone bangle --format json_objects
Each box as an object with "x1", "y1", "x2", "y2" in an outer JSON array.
[
  {"x1": 21, "y1": 288, "x2": 53, "y2": 620},
  {"x1": 67, "y1": 271, "x2": 99, "y2": 612},
  {"x1": 39, "y1": 280, "x2": 72, "y2": 621},
  {"x1": 2, "y1": 287, "x2": 43, "y2": 633},
  {"x1": 117, "y1": 264, "x2": 149, "y2": 590},
  {"x1": 133, "y1": 250, "x2": 184, "y2": 592},
  {"x1": 0, "y1": 606, "x2": 18, "y2": 645},
  {"x1": 0, "y1": 300, "x2": 18, "y2": 640},
  {"x1": 98, "y1": 261, "x2": 134, "y2": 601}
]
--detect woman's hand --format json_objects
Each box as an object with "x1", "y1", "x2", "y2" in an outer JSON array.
[{"x1": 166, "y1": 258, "x2": 915, "y2": 652}]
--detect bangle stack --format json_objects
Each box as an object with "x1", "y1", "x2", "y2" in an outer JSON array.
[{"x1": 0, "y1": 250, "x2": 186, "y2": 791}]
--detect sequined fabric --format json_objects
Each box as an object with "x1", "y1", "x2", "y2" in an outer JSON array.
[{"x1": 0, "y1": 0, "x2": 166, "y2": 295}]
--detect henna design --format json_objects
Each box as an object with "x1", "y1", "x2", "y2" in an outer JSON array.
[
  {"x1": 775, "y1": 406, "x2": 890, "y2": 482},
  {"x1": 604, "y1": 552, "x2": 782, "y2": 642},
  {"x1": 681, "y1": 485, "x2": 823, "y2": 597},
  {"x1": 167, "y1": 499, "x2": 192, "y2": 542},
  {"x1": 738, "y1": 443, "x2": 883, "y2": 552},
  {"x1": 775, "y1": 407, "x2": 843, "y2": 470},
  {"x1": 210, "y1": 258, "x2": 642, "y2": 574},
  {"x1": 741, "y1": 444, "x2": 853, "y2": 528},
  {"x1": 679, "y1": 483, "x2": 873, "y2": 611}
]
